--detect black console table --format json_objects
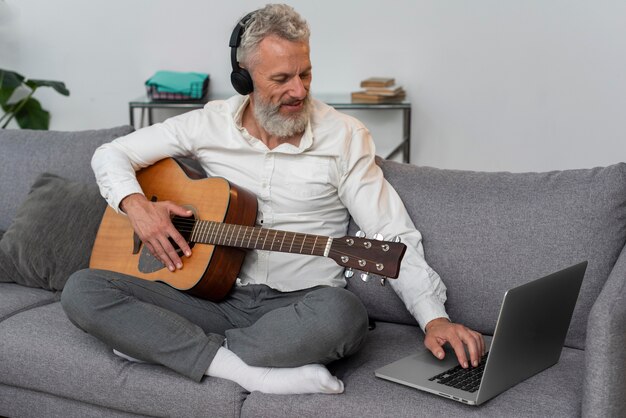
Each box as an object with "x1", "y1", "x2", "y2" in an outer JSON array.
[{"x1": 129, "y1": 94, "x2": 411, "y2": 163}]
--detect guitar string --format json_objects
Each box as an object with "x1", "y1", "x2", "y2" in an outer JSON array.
[
  {"x1": 172, "y1": 225, "x2": 325, "y2": 253},
  {"x1": 170, "y1": 237, "x2": 392, "y2": 271},
  {"x1": 172, "y1": 221, "x2": 329, "y2": 244},
  {"x1": 171, "y1": 220, "x2": 399, "y2": 254},
  {"x1": 172, "y1": 218, "x2": 398, "y2": 249},
  {"x1": 169, "y1": 226, "x2": 396, "y2": 272},
  {"x1": 173, "y1": 219, "x2": 396, "y2": 248}
]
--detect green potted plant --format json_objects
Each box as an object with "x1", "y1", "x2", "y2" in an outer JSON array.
[{"x1": 0, "y1": 69, "x2": 70, "y2": 130}]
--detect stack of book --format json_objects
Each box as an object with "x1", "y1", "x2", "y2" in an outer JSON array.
[{"x1": 351, "y1": 77, "x2": 406, "y2": 103}]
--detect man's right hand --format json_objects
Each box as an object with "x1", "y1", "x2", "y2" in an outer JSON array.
[{"x1": 120, "y1": 193, "x2": 193, "y2": 272}]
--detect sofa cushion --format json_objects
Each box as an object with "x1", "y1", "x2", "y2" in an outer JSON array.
[
  {"x1": 0, "y1": 125, "x2": 133, "y2": 231},
  {"x1": 0, "y1": 384, "x2": 144, "y2": 418},
  {"x1": 0, "y1": 283, "x2": 57, "y2": 322},
  {"x1": 0, "y1": 302, "x2": 246, "y2": 417},
  {"x1": 241, "y1": 322, "x2": 584, "y2": 417},
  {"x1": 347, "y1": 160, "x2": 626, "y2": 349},
  {"x1": 0, "y1": 173, "x2": 106, "y2": 290}
]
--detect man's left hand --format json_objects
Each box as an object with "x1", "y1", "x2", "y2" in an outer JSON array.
[{"x1": 424, "y1": 318, "x2": 485, "y2": 369}]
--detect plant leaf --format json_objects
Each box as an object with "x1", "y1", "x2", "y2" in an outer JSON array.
[
  {"x1": 0, "y1": 69, "x2": 25, "y2": 106},
  {"x1": 15, "y1": 98, "x2": 50, "y2": 130},
  {"x1": 26, "y1": 79, "x2": 70, "y2": 96}
]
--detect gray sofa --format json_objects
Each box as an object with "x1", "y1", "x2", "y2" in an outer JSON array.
[{"x1": 0, "y1": 126, "x2": 624, "y2": 418}]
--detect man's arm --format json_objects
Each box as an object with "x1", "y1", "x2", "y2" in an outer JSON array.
[
  {"x1": 338, "y1": 127, "x2": 485, "y2": 368},
  {"x1": 92, "y1": 112, "x2": 202, "y2": 270}
]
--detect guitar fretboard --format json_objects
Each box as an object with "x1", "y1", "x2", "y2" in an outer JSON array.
[{"x1": 177, "y1": 218, "x2": 332, "y2": 257}]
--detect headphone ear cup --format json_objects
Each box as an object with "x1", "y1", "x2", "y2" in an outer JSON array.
[{"x1": 230, "y1": 68, "x2": 254, "y2": 95}]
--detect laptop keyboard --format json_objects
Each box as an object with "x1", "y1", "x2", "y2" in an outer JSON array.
[{"x1": 428, "y1": 352, "x2": 489, "y2": 393}]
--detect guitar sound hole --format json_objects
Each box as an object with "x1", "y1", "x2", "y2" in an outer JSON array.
[{"x1": 171, "y1": 213, "x2": 197, "y2": 255}]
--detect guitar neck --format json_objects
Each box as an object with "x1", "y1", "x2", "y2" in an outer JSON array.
[{"x1": 180, "y1": 218, "x2": 332, "y2": 257}]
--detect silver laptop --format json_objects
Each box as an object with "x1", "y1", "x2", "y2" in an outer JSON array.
[{"x1": 375, "y1": 261, "x2": 587, "y2": 406}]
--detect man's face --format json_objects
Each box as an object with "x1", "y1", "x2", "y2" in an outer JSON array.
[{"x1": 248, "y1": 35, "x2": 313, "y2": 138}]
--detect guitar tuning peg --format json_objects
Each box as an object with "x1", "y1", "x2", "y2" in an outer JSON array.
[
  {"x1": 355, "y1": 230, "x2": 366, "y2": 238},
  {"x1": 380, "y1": 277, "x2": 387, "y2": 286},
  {"x1": 360, "y1": 273, "x2": 370, "y2": 283},
  {"x1": 393, "y1": 236, "x2": 402, "y2": 243},
  {"x1": 344, "y1": 268, "x2": 354, "y2": 278},
  {"x1": 373, "y1": 233, "x2": 384, "y2": 241}
]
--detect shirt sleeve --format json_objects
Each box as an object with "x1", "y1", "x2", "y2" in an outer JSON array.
[
  {"x1": 337, "y1": 127, "x2": 450, "y2": 332},
  {"x1": 91, "y1": 110, "x2": 202, "y2": 211}
]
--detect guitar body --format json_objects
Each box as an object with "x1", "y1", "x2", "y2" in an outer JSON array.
[{"x1": 89, "y1": 158, "x2": 258, "y2": 301}]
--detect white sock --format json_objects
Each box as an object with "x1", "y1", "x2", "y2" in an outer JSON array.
[
  {"x1": 206, "y1": 347, "x2": 344, "y2": 395},
  {"x1": 113, "y1": 349, "x2": 147, "y2": 363}
]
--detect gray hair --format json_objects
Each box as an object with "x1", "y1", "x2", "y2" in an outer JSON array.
[{"x1": 238, "y1": 4, "x2": 310, "y2": 69}]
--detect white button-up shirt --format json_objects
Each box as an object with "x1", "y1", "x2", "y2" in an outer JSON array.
[{"x1": 91, "y1": 95, "x2": 449, "y2": 330}]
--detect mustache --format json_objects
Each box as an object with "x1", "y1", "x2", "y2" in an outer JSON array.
[{"x1": 264, "y1": 94, "x2": 310, "y2": 115}]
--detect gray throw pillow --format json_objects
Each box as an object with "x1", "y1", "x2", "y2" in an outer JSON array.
[
  {"x1": 0, "y1": 173, "x2": 106, "y2": 290},
  {"x1": 0, "y1": 125, "x2": 133, "y2": 231}
]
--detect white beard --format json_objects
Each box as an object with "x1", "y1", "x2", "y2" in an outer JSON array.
[{"x1": 252, "y1": 93, "x2": 312, "y2": 139}]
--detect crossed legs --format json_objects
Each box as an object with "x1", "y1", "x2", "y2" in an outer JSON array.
[{"x1": 61, "y1": 269, "x2": 369, "y2": 393}]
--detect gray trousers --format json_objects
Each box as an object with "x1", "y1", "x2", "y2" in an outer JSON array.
[{"x1": 61, "y1": 269, "x2": 369, "y2": 382}]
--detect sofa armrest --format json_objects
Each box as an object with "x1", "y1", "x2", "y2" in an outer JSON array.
[{"x1": 582, "y1": 246, "x2": 626, "y2": 418}]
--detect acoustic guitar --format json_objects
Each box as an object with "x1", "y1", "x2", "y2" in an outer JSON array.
[{"x1": 90, "y1": 158, "x2": 407, "y2": 301}]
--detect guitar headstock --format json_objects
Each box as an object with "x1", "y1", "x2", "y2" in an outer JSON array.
[{"x1": 328, "y1": 231, "x2": 406, "y2": 284}]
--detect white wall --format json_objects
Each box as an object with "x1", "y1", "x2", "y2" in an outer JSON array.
[{"x1": 2, "y1": 0, "x2": 625, "y2": 172}]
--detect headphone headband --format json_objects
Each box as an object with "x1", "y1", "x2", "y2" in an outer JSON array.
[{"x1": 229, "y1": 11, "x2": 254, "y2": 48}]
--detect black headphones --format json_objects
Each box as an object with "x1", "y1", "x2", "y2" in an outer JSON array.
[{"x1": 229, "y1": 11, "x2": 256, "y2": 95}]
